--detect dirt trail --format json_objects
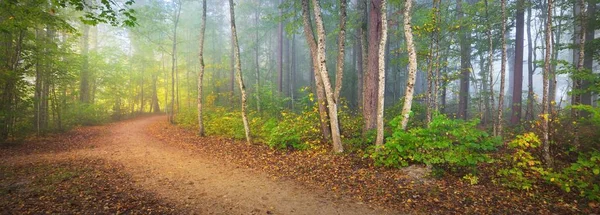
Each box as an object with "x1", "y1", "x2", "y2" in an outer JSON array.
[{"x1": 3, "y1": 116, "x2": 392, "y2": 215}]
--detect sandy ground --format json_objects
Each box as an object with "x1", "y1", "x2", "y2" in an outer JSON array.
[{"x1": 2, "y1": 116, "x2": 393, "y2": 215}]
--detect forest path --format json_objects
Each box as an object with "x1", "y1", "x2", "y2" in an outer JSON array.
[{"x1": 2, "y1": 116, "x2": 390, "y2": 215}]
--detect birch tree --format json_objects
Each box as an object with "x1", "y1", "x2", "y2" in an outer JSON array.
[
  {"x1": 399, "y1": 0, "x2": 417, "y2": 130},
  {"x1": 306, "y1": 0, "x2": 344, "y2": 153},
  {"x1": 496, "y1": 0, "x2": 507, "y2": 137},
  {"x1": 333, "y1": 0, "x2": 347, "y2": 103},
  {"x1": 197, "y1": 0, "x2": 206, "y2": 136},
  {"x1": 375, "y1": 0, "x2": 388, "y2": 146},
  {"x1": 542, "y1": 0, "x2": 553, "y2": 166},
  {"x1": 229, "y1": 0, "x2": 252, "y2": 144}
]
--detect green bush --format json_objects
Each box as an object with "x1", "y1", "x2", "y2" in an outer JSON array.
[
  {"x1": 267, "y1": 110, "x2": 321, "y2": 150},
  {"x1": 497, "y1": 132, "x2": 548, "y2": 191},
  {"x1": 369, "y1": 114, "x2": 499, "y2": 172},
  {"x1": 548, "y1": 152, "x2": 600, "y2": 200},
  {"x1": 63, "y1": 102, "x2": 109, "y2": 127}
]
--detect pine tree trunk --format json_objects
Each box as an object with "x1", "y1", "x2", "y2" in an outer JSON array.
[
  {"x1": 229, "y1": 0, "x2": 252, "y2": 144},
  {"x1": 375, "y1": 0, "x2": 388, "y2": 146},
  {"x1": 197, "y1": 0, "x2": 207, "y2": 136},
  {"x1": 457, "y1": 0, "x2": 471, "y2": 120},
  {"x1": 399, "y1": 0, "x2": 417, "y2": 130},
  {"x1": 511, "y1": 0, "x2": 525, "y2": 125},
  {"x1": 363, "y1": 0, "x2": 383, "y2": 132}
]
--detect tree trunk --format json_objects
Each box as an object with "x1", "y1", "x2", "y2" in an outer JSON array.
[
  {"x1": 358, "y1": 0, "x2": 367, "y2": 110},
  {"x1": 457, "y1": 0, "x2": 471, "y2": 120},
  {"x1": 363, "y1": 0, "x2": 382, "y2": 132},
  {"x1": 229, "y1": 0, "x2": 252, "y2": 144},
  {"x1": 399, "y1": 0, "x2": 417, "y2": 130},
  {"x1": 152, "y1": 74, "x2": 160, "y2": 113},
  {"x1": 197, "y1": 0, "x2": 207, "y2": 136},
  {"x1": 255, "y1": 0, "x2": 261, "y2": 113},
  {"x1": 334, "y1": 0, "x2": 347, "y2": 103},
  {"x1": 80, "y1": 24, "x2": 90, "y2": 103},
  {"x1": 542, "y1": 0, "x2": 553, "y2": 167},
  {"x1": 375, "y1": 0, "x2": 388, "y2": 146},
  {"x1": 170, "y1": 0, "x2": 181, "y2": 124},
  {"x1": 301, "y1": 0, "x2": 332, "y2": 142},
  {"x1": 525, "y1": 3, "x2": 534, "y2": 121},
  {"x1": 309, "y1": 0, "x2": 344, "y2": 153},
  {"x1": 278, "y1": 0, "x2": 284, "y2": 94},
  {"x1": 511, "y1": 0, "x2": 525, "y2": 125},
  {"x1": 581, "y1": 0, "x2": 595, "y2": 107},
  {"x1": 497, "y1": 0, "x2": 507, "y2": 137}
]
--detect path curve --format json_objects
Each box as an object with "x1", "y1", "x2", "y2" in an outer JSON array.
[{"x1": 5, "y1": 116, "x2": 393, "y2": 215}]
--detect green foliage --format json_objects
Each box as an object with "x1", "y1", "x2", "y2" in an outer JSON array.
[
  {"x1": 203, "y1": 108, "x2": 246, "y2": 140},
  {"x1": 497, "y1": 132, "x2": 548, "y2": 191},
  {"x1": 266, "y1": 110, "x2": 321, "y2": 150},
  {"x1": 62, "y1": 103, "x2": 109, "y2": 127},
  {"x1": 547, "y1": 152, "x2": 600, "y2": 201},
  {"x1": 369, "y1": 114, "x2": 499, "y2": 173}
]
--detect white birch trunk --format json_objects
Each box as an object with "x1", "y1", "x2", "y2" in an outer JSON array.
[
  {"x1": 229, "y1": 0, "x2": 252, "y2": 144},
  {"x1": 399, "y1": 0, "x2": 417, "y2": 130},
  {"x1": 375, "y1": 0, "x2": 388, "y2": 146}
]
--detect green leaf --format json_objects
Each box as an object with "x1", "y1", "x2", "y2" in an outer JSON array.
[{"x1": 593, "y1": 168, "x2": 599, "y2": 175}]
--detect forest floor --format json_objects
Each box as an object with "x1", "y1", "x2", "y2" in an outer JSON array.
[{"x1": 0, "y1": 115, "x2": 597, "y2": 214}]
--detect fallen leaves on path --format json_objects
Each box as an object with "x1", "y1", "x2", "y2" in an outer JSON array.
[
  {"x1": 149, "y1": 120, "x2": 597, "y2": 214},
  {"x1": 0, "y1": 159, "x2": 183, "y2": 214}
]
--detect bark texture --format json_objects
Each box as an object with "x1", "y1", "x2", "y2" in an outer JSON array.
[
  {"x1": 229, "y1": 0, "x2": 252, "y2": 144},
  {"x1": 399, "y1": 0, "x2": 417, "y2": 130},
  {"x1": 197, "y1": 0, "x2": 206, "y2": 136},
  {"x1": 375, "y1": 0, "x2": 388, "y2": 146}
]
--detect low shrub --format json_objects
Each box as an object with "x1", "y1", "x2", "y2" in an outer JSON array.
[
  {"x1": 369, "y1": 114, "x2": 499, "y2": 173},
  {"x1": 497, "y1": 132, "x2": 548, "y2": 191}
]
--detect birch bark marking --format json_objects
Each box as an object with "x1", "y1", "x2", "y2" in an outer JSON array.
[
  {"x1": 229, "y1": 0, "x2": 252, "y2": 144},
  {"x1": 197, "y1": 0, "x2": 206, "y2": 136},
  {"x1": 399, "y1": 0, "x2": 416, "y2": 130},
  {"x1": 334, "y1": 0, "x2": 347, "y2": 103},
  {"x1": 311, "y1": 0, "x2": 344, "y2": 153},
  {"x1": 375, "y1": 0, "x2": 388, "y2": 146}
]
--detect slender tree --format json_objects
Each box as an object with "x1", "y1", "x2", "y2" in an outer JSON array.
[
  {"x1": 229, "y1": 0, "x2": 251, "y2": 144},
  {"x1": 169, "y1": 0, "x2": 182, "y2": 124},
  {"x1": 399, "y1": 0, "x2": 417, "y2": 130},
  {"x1": 301, "y1": 0, "x2": 332, "y2": 141},
  {"x1": 525, "y1": 3, "x2": 535, "y2": 121},
  {"x1": 308, "y1": 0, "x2": 344, "y2": 153},
  {"x1": 375, "y1": 0, "x2": 388, "y2": 146},
  {"x1": 334, "y1": 0, "x2": 347, "y2": 103},
  {"x1": 496, "y1": 0, "x2": 507, "y2": 137},
  {"x1": 542, "y1": 0, "x2": 553, "y2": 166},
  {"x1": 197, "y1": 0, "x2": 206, "y2": 136}
]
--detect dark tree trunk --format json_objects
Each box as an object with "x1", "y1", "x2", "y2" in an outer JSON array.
[
  {"x1": 457, "y1": 0, "x2": 471, "y2": 120},
  {"x1": 511, "y1": 0, "x2": 525, "y2": 124},
  {"x1": 363, "y1": 0, "x2": 382, "y2": 132},
  {"x1": 582, "y1": 0, "x2": 595, "y2": 107}
]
